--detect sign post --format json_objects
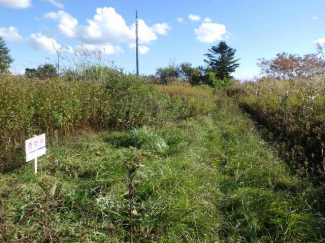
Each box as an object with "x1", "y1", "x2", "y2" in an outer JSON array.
[
  {"x1": 34, "y1": 157, "x2": 38, "y2": 174},
  {"x1": 25, "y1": 134, "x2": 46, "y2": 174}
]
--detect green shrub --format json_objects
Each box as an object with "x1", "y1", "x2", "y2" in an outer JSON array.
[
  {"x1": 105, "y1": 127, "x2": 167, "y2": 152},
  {"x1": 213, "y1": 78, "x2": 232, "y2": 88},
  {"x1": 25, "y1": 68, "x2": 37, "y2": 78},
  {"x1": 156, "y1": 65, "x2": 181, "y2": 84},
  {"x1": 37, "y1": 64, "x2": 57, "y2": 79},
  {"x1": 180, "y1": 63, "x2": 232, "y2": 88},
  {"x1": 105, "y1": 74, "x2": 170, "y2": 129},
  {"x1": 25, "y1": 64, "x2": 58, "y2": 79}
]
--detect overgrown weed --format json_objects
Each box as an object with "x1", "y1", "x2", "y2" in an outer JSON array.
[{"x1": 228, "y1": 77, "x2": 325, "y2": 184}]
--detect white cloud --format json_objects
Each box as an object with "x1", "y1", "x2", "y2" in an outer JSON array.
[
  {"x1": 203, "y1": 17, "x2": 212, "y2": 23},
  {"x1": 0, "y1": 27, "x2": 24, "y2": 42},
  {"x1": 43, "y1": 0, "x2": 64, "y2": 9},
  {"x1": 313, "y1": 16, "x2": 319, "y2": 20},
  {"x1": 194, "y1": 23, "x2": 227, "y2": 43},
  {"x1": 315, "y1": 38, "x2": 325, "y2": 46},
  {"x1": 151, "y1": 23, "x2": 170, "y2": 35},
  {"x1": 128, "y1": 43, "x2": 150, "y2": 55},
  {"x1": 44, "y1": 11, "x2": 78, "y2": 38},
  {"x1": 80, "y1": 7, "x2": 133, "y2": 43},
  {"x1": 139, "y1": 45, "x2": 150, "y2": 54},
  {"x1": 45, "y1": 7, "x2": 167, "y2": 45},
  {"x1": 130, "y1": 19, "x2": 157, "y2": 43},
  {"x1": 0, "y1": 0, "x2": 31, "y2": 8},
  {"x1": 188, "y1": 14, "x2": 200, "y2": 22},
  {"x1": 177, "y1": 17, "x2": 184, "y2": 23},
  {"x1": 76, "y1": 44, "x2": 124, "y2": 55},
  {"x1": 28, "y1": 33, "x2": 61, "y2": 54}
]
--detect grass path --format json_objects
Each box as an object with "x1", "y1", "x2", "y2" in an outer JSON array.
[{"x1": 1, "y1": 88, "x2": 325, "y2": 242}]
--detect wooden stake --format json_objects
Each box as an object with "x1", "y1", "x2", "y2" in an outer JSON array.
[{"x1": 34, "y1": 157, "x2": 38, "y2": 174}]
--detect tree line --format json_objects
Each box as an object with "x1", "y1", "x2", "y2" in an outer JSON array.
[
  {"x1": 0, "y1": 36, "x2": 241, "y2": 82},
  {"x1": 155, "y1": 41, "x2": 240, "y2": 87},
  {"x1": 1, "y1": 34, "x2": 323, "y2": 83}
]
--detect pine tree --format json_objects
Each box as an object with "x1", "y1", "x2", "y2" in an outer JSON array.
[
  {"x1": 204, "y1": 41, "x2": 240, "y2": 80},
  {"x1": 0, "y1": 37, "x2": 14, "y2": 73}
]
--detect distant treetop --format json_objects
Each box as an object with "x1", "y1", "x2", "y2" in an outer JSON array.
[{"x1": 204, "y1": 41, "x2": 240, "y2": 80}]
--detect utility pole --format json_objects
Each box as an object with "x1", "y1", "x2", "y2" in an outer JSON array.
[{"x1": 136, "y1": 11, "x2": 139, "y2": 75}]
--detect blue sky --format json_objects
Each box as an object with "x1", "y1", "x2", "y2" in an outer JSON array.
[{"x1": 0, "y1": 0, "x2": 324, "y2": 80}]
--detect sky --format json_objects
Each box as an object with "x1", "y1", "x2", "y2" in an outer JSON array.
[{"x1": 0, "y1": 0, "x2": 325, "y2": 80}]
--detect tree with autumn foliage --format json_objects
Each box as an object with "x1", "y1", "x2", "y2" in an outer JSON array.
[{"x1": 257, "y1": 52, "x2": 324, "y2": 80}]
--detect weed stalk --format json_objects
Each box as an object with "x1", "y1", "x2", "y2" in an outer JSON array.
[{"x1": 124, "y1": 151, "x2": 144, "y2": 243}]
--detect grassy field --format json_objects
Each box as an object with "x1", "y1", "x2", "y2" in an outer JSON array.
[{"x1": 1, "y1": 81, "x2": 325, "y2": 242}]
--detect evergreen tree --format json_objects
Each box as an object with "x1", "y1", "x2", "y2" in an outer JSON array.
[
  {"x1": 0, "y1": 37, "x2": 14, "y2": 73},
  {"x1": 204, "y1": 41, "x2": 240, "y2": 80}
]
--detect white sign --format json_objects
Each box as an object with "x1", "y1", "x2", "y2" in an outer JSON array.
[{"x1": 25, "y1": 134, "x2": 46, "y2": 162}]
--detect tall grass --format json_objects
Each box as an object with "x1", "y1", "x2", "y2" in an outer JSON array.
[
  {"x1": 227, "y1": 77, "x2": 325, "y2": 183},
  {"x1": 60, "y1": 45, "x2": 121, "y2": 81},
  {"x1": 0, "y1": 75, "x2": 106, "y2": 171},
  {"x1": 157, "y1": 82, "x2": 216, "y2": 118}
]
